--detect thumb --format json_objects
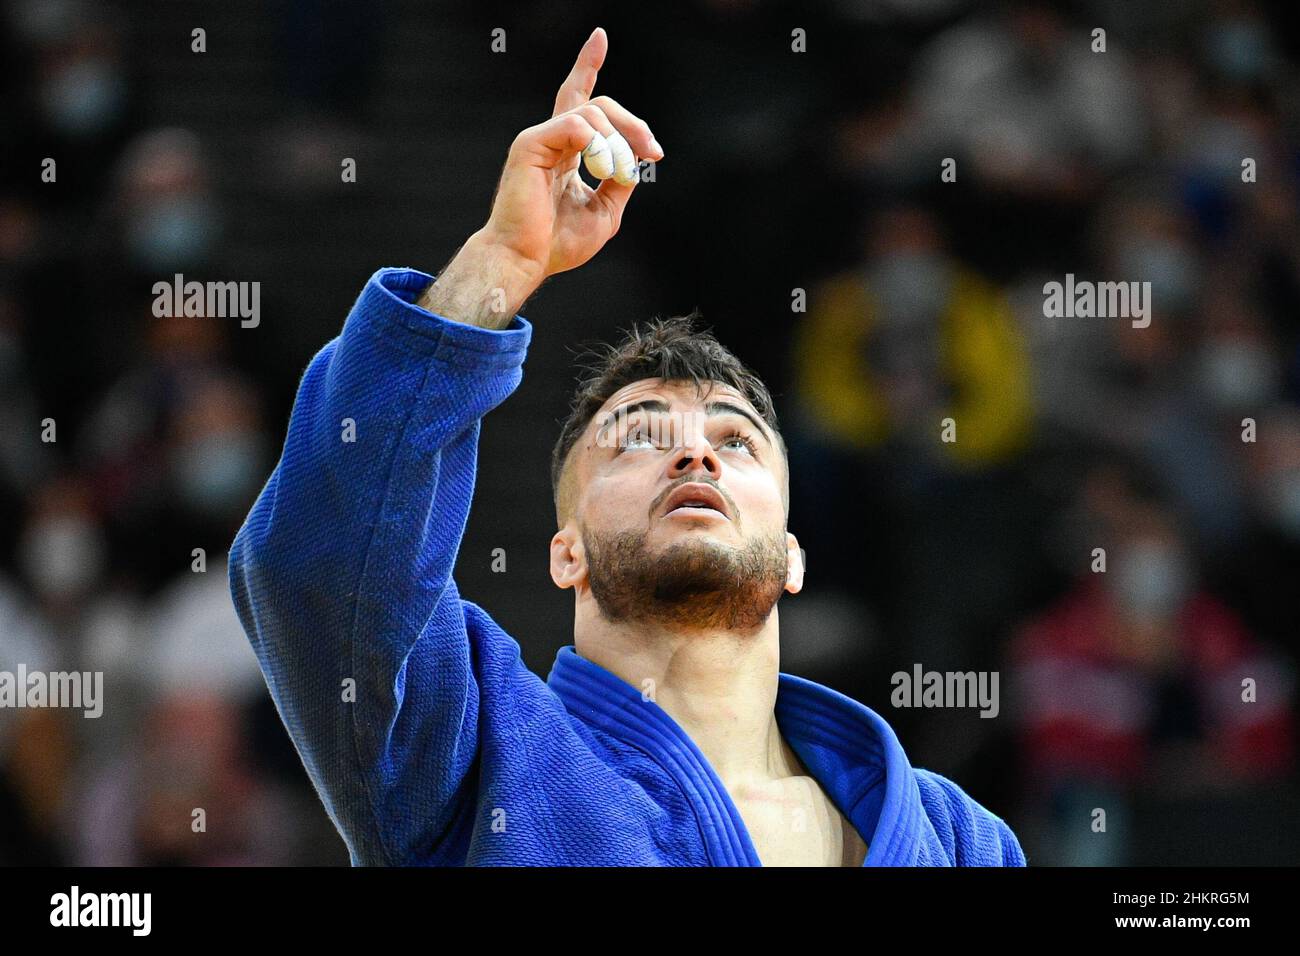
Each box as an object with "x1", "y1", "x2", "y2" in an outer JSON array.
[{"x1": 592, "y1": 171, "x2": 638, "y2": 226}]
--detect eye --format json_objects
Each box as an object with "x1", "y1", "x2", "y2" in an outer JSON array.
[
  {"x1": 720, "y1": 432, "x2": 759, "y2": 456},
  {"x1": 617, "y1": 424, "x2": 655, "y2": 453}
]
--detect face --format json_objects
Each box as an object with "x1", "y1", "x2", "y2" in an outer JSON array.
[{"x1": 550, "y1": 378, "x2": 803, "y2": 631}]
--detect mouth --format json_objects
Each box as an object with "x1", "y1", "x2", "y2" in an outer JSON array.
[{"x1": 659, "y1": 483, "x2": 731, "y2": 522}]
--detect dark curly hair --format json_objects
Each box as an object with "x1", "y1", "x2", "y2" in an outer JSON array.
[{"x1": 550, "y1": 309, "x2": 787, "y2": 527}]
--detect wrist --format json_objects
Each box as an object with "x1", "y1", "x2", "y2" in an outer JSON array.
[
  {"x1": 416, "y1": 230, "x2": 544, "y2": 329},
  {"x1": 464, "y1": 227, "x2": 547, "y2": 299}
]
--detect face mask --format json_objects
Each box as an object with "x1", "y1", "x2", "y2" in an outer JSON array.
[
  {"x1": 40, "y1": 57, "x2": 125, "y2": 137},
  {"x1": 1199, "y1": 341, "x2": 1276, "y2": 411},
  {"x1": 20, "y1": 515, "x2": 106, "y2": 601},
  {"x1": 173, "y1": 432, "x2": 264, "y2": 517},
  {"x1": 1120, "y1": 241, "x2": 1198, "y2": 314},
  {"x1": 868, "y1": 252, "x2": 951, "y2": 325},
  {"x1": 1266, "y1": 471, "x2": 1300, "y2": 540},
  {"x1": 1112, "y1": 544, "x2": 1192, "y2": 619},
  {"x1": 126, "y1": 195, "x2": 218, "y2": 272}
]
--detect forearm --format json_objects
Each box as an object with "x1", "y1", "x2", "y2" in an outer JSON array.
[{"x1": 416, "y1": 229, "x2": 545, "y2": 329}]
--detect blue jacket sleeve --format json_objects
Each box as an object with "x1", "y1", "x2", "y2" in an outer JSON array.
[{"x1": 228, "y1": 267, "x2": 532, "y2": 865}]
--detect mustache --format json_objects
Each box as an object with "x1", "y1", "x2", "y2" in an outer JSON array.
[{"x1": 648, "y1": 477, "x2": 738, "y2": 521}]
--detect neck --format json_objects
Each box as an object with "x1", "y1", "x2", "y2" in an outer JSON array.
[{"x1": 573, "y1": 606, "x2": 800, "y2": 789}]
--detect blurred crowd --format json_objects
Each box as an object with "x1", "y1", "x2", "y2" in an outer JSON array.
[
  {"x1": 779, "y1": 0, "x2": 1300, "y2": 864},
  {"x1": 1, "y1": 0, "x2": 1297, "y2": 865},
  {"x1": 0, "y1": 0, "x2": 358, "y2": 864}
]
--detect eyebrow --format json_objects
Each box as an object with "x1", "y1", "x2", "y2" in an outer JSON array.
[
  {"x1": 596, "y1": 399, "x2": 668, "y2": 440},
  {"x1": 704, "y1": 402, "x2": 772, "y2": 445},
  {"x1": 595, "y1": 398, "x2": 772, "y2": 446}
]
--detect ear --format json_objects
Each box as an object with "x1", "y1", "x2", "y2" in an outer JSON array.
[
  {"x1": 550, "y1": 525, "x2": 586, "y2": 590},
  {"x1": 785, "y1": 532, "x2": 804, "y2": 594}
]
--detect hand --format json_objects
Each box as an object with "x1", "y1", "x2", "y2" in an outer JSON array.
[
  {"x1": 481, "y1": 26, "x2": 664, "y2": 280},
  {"x1": 418, "y1": 28, "x2": 662, "y2": 328}
]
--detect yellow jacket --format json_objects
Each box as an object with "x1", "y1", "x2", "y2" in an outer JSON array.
[{"x1": 793, "y1": 266, "x2": 1033, "y2": 466}]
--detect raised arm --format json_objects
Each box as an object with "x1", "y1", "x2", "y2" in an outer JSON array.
[{"x1": 228, "y1": 27, "x2": 662, "y2": 864}]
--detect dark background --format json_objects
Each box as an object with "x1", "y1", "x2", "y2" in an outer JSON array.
[{"x1": 1, "y1": 0, "x2": 1298, "y2": 865}]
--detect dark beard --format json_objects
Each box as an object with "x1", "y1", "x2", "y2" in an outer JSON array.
[{"x1": 583, "y1": 524, "x2": 789, "y2": 631}]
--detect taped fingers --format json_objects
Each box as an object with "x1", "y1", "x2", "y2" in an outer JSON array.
[
  {"x1": 575, "y1": 105, "x2": 640, "y2": 186},
  {"x1": 582, "y1": 131, "x2": 615, "y2": 180},
  {"x1": 584, "y1": 131, "x2": 637, "y2": 185},
  {"x1": 605, "y1": 130, "x2": 639, "y2": 185}
]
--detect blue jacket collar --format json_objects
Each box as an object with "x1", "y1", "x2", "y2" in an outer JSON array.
[{"x1": 545, "y1": 644, "x2": 925, "y2": 866}]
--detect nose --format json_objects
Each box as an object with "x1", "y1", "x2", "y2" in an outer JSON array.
[{"x1": 667, "y1": 421, "x2": 722, "y2": 480}]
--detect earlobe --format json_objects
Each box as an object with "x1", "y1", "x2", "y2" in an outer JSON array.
[
  {"x1": 549, "y1": 529, "x2": 586, "y2": 590},
  {"x1": 785, "y1": 532, "x2": 804, "y2": 594}
]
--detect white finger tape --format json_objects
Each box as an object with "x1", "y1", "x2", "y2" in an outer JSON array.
[
  {"x1": 581, "y1": 132, "x2": 614, "y2": 180},
  {"x1": 605, "y1": 130, "x2": 639, "y2": 186}
]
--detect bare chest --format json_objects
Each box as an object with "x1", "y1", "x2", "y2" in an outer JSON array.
[{"x1": 732, "y1": 778, "x2": 869, "y2": 867}]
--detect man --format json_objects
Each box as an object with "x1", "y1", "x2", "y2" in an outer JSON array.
[{"x1": 229, "y1": 27, "x2": 1026, "y2": 866}]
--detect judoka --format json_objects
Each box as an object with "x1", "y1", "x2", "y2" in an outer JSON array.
[{"x1": 229, "y1": 27, "x2": 1026, "y2": 867}]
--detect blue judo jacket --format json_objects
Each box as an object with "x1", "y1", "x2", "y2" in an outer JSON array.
[{"x1": 228, "y1": 267, "x2": 1028, "y2": 867}]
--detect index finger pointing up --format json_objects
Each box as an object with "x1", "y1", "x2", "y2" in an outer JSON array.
[{"x1": 552, "y1": 27, "x2": 608, "y2": 117}]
